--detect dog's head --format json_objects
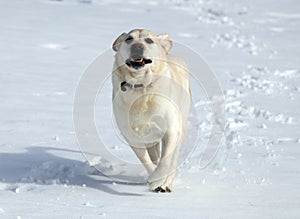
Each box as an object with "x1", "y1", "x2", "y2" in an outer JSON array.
[{"x1": 112, "y1": 29, "x2": 172, "y2": 72}]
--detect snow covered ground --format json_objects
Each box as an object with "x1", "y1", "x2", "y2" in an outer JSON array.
[{"x1": 1, "y1": 0, "x2": 300, "y2": 218}]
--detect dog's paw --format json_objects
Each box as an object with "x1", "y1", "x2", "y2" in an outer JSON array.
[
  {"x1": 153, "y1": 186, "x2": 172, "y2": 193},
  {"x1": 148, "y1": 178, "x2": 165, "y2": 191},
  {"x1": 149, "y1": 179, "x2": 172, "y2": 193}
]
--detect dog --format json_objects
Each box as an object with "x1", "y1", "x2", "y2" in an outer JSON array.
[{"x1": 112, "y1": 29, "x2": 191, "y2": 192}]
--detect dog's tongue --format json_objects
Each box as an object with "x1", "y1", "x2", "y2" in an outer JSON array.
[{"x1": 132, "y1": 58, "x2": 143, "y2": 63}]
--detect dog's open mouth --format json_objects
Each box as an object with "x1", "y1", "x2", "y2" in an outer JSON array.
[{"x1": 126, "y1": 57, "x2": 152, "y2": 70}]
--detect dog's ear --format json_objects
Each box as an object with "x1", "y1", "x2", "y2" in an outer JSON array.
[
  {"x1": 112, "y1": 32, "x2": 127, "y2": 52},
  {"x1": 157, "y1": 34, "x2": 172, "y2": 53}
]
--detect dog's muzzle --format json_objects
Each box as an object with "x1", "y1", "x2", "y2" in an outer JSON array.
[{"x1": 126, "y1": 43, "x2": 152, "y2": 69}]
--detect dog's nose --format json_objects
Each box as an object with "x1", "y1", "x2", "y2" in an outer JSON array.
[{"x1": 131, "y1": 43, "x2": 144, "y2": 59}]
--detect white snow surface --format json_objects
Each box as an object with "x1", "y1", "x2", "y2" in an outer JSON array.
[{"x1": 1, "y1": 0, "x2": 300, "y2": 218}]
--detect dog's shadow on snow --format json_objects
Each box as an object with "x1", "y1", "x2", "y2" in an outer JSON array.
[{"x1": 0, "y1": 146, "x2": 145, "y2": 196}]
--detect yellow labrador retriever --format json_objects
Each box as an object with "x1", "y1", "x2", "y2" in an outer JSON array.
[{"x1": 112, "y1": 29, "x2": 191, "y2": 192}]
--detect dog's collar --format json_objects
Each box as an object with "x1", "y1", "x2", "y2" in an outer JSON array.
[{"x1": 120, "y1": 81, "x2": 144, "y2": 92}]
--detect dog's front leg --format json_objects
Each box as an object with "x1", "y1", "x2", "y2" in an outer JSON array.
[
  {"x1": 131, "y1": 146, "x2": 157, "y2": 174},
  {"x1": 159, "y1": 133, "x2": 184, "y2": 192},
  {"x1": 148, "y1": 131, "x2": 179, "y2": 192}
]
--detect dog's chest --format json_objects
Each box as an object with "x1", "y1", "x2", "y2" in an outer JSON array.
[
  {"x1": 114, "y1": 90, "x2": 165, "y2": 139},
  {"x1": 129, "y1": 92, "x2": 156, "y2": 117},
  {"x1": 123, "y1": 91, "x2": 159, "y2": 121}
]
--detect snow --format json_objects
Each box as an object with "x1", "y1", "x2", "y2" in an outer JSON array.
[{"x1": 0, "y1": 0, "x2": 300, "y2": 218}]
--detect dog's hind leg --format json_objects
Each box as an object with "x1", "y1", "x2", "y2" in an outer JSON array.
[
  {"x1": 131, "y1": 146, "x2": 157, "y2": 174},
  {"x1": 147, "y1": 142, "x2": 161, "y2": 165}
]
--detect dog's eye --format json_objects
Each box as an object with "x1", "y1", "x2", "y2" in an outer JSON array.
[
  {"x1": 145, "y1": 38, "x2": 154, "y2": 44},
  {"x1": 125, "y1": 36, "x2": 134, "y2": 44}
]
